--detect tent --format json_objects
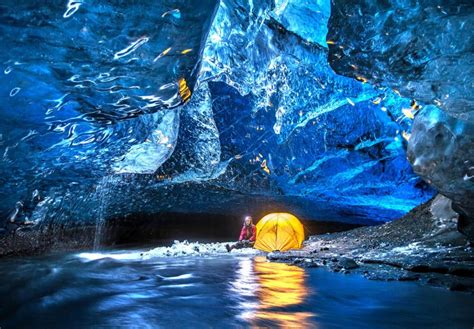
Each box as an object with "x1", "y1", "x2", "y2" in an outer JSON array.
[{"x1": 254, "y1": 213, "x2": 305, "y2": 252}]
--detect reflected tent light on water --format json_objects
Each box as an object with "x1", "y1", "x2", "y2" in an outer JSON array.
[
  {"x1": 255, "y1": 258, "x2": 307, "y2": 306},
  {"x1": 254, "y1": 257, "x2": 316, "y2": 327},
  {"x1": 230, "y1": 256, "x2": 316, "y2": 327}
]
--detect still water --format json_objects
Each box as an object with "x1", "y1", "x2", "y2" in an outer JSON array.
[{"x1": 0, "y1": 249, "x2": 473, "y2": 328}]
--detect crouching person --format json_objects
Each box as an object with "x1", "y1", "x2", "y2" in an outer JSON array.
[{"x1": 226, "y1": 216, "x2": 256, "y2": 252}]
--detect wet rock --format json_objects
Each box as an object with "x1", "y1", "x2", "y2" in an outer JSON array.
[
  {"x1": 398, "y1": 273, "x2": 420, "y2": 281},
  {"x1": 457, "y1": 212, "x2": 474, "y2": 243},
  {"x1": 448, "y1": 266, "x2": 474, "y2": 278},
  {"x1": 448, "y1": 282, "x2": 473, "y2": 292},
  {"x1": 407, "y1": 264, "x2": 449, "y2": 275},
  {"x1": 267, "y1": 251, "x2": 283, "y2": 261},
  {"x1": 338, "y1": 257, "x2": 359, "y2": 270},
  {"x1": 305, "y1": 262, "x2": 319, "y2": 268}
]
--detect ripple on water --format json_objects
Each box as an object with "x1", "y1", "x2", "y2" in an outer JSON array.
[{"x1": 1, "y1": 251, "x2": 474, "y2": 328}]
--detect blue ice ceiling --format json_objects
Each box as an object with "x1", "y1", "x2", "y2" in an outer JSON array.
[{"x1": 0, "y1": 0, "x2": 437, "y2": 227}]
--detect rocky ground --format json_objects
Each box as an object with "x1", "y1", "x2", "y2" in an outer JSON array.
[
  {"x1": 0, "y1": 224, "x2": 96, "y2": 257},
  {"x1": 268, "y1": 195, "x2": 474, "y2": 293}
]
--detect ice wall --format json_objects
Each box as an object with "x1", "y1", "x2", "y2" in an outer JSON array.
[{"x1": 0, "y1": 0, "x2": 436, "y2": 230}]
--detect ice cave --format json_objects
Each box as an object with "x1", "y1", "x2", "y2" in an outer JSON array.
[{"x1": 0, "y1": 0, "x2": 473, "y2": 328}]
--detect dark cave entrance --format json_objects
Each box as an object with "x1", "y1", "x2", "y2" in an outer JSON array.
[{"x1": 101, "y1": 212, "x2": 363, "y2": 247}]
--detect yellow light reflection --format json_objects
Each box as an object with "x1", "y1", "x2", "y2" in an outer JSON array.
[
  {"x1": 178, "y1": 78, "x2": 192, "y2": 103},
  {"x1": 231, "y1": 257, "x2": 317, "y2": 328}
]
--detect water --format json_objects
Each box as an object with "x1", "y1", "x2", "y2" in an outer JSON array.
[
  {"x1": 1, "y1": 248, "x2": 473, "y2": 328},
  {"x1": 93, "y1": 175, "x2": 116, "y2": 250}
]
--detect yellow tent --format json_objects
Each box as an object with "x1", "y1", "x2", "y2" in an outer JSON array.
[{"x1": 254, "y1": 213, "x2": 305, "y2": 252}]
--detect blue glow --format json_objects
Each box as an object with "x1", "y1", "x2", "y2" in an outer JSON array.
[{"x1": 0, "y1": 0, "x2": 435, "y2": 227}]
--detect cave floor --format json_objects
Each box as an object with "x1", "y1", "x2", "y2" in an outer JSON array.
[
  {"x1": 268, "y1": 196, "x2": 474, "y2": 292},
  {"x1": 2, "y1": 196, "x2": 473, "y2": 293}
]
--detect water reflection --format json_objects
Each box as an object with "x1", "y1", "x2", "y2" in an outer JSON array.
[
  {"x1": 230, "y1": 256, "x2": 316, "y2": 328},
  {"x1": 1, "y1": 253, "x2": 474, "y2": 328}
]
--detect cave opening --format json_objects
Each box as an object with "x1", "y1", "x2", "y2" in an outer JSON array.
[{"x1": 99, "y1": 212, "x2": 362, "y2": 247}]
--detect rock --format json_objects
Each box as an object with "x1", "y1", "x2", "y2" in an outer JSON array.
[
  {"x1": 398, "y1": 273, "x2": 420, "y2": 281},
  {"x1": 448, "y1": 266, "x2": 474, "y2": 278},
  {"x1": 448, "y1": 282, "x2": 473, "y2": 292},
  {"x1": 430, "y1": 194, "x2": 458, "y2": 221},
  {"x1": 456, "y1": 211, "x2": 474, "y2": 243},
  {"x1": 267, "y1": 252, "x2": 284, "y2": 261},
  {"x1": 407, "y1": 106, "x2": 474, "y2": 240},
  {"x1": 338, "y1": 257, "x2": 359, "y2": 270},
  {"x1": 303, "y1": 258, "x2": 319, "y2": 268}
]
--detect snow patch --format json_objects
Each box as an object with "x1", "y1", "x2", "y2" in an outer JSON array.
[
  {"x1": 142, "y1": 240, "x2": 260, "y2": 259},
  {"x1": 76, "y1": 240, "x2": 260, "y2": 262}
]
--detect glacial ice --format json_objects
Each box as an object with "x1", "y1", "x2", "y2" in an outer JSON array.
[
  {"x1": 327, "y1": 0, "x2": 474, "y2": 121},
  {"x1": 0, "y1": 0, "x2": 439, "y2": 229},
  {"x1": 325, "y1": 0, "x2": 473, "y2": 234}
]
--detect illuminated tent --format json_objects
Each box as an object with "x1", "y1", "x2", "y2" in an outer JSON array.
[{"x1": 254, "y1": 213, "x2": 305, "y2": 252}]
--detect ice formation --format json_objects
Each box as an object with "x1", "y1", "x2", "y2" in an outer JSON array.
[{"x1": 4, "y1": 0, "x2": 472, "y2": 233}]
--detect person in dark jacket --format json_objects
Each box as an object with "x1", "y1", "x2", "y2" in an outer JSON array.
[{"x1": 226, "y1": 216, "x2": 256, "y2": 252}]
